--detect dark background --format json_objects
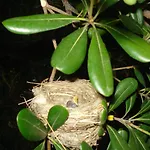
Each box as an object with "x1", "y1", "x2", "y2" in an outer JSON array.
[
  {"x1": 0, "y1": 0, "x2": 56, "y2": 149},
  {"x1": 0, "y1": 1, "x2": 88, "y2": 149}
]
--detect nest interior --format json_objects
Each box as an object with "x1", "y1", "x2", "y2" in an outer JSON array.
[{"x1": 29, "y1": 79, "x2": 105, "y2": 149}]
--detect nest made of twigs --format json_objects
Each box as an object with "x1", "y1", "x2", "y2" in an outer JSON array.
[{"x1": 29, "y1": 79, "x2": 105, "y2": 149}]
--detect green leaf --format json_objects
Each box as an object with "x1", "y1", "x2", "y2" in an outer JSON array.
[
  {"x1": 135, "y1": 112, "x2": 150, "y2": 125},
  {"x1": 125, "y1": 93, "x2": 137, "y2": 116},
  {"x1": 51, "y1": 27, "x2": 87, "y2": 74},
  {"x1": 123, "y1": 0, "x2": 137, "y2": 5},
  {"x1": 80, "y1": 141, "x2": 93, "y2": 150},
  {"x1": 146, "y1": 138, "x2": 150, "y2": 148},
  {"x1": 109, "y1": 78, "x2": 138, "y2": 112},
  {"x1": 143, "y1": 24, "x2": 150, "y2": 37},
  {"x1": 118, "y1": 128, "x2": 128, "y2": 141},
  {"x1": 99, "y1": 99, "x2": 108, "y2": 125},
  {"x1": 50, "y1": 137, "x2": 67, "y2": 150},
  {"x1": 98, "y1": 0, "x2": 120, "y2": 13},
  {"x1": 103, "y1": 25, "x2": 150, "y2": 63},
  {"x1": 133, "y1": 128, "x2": 150, "y2": 150},
  {"x1": 119, "y1": 15, "x2": 143, "y2": 35},
  {"x1": 107, "y1": 128, "x2": 128, "y2": 150},
  {"x1": 2, "y1": 14, "x2": 79, "y2": 35},
  {"x1": 88, "y1": 28, "x2": 113, "y2": 97},
  {"x1": 106, "y1": 142, "x2": 113, "y2": 150},
  {"x1": 135, "y1": 124, "x2": 150, "y2": 142},
  {"x1": 34, "y1": 141, "x2": 45, "y2": 150},
  {"x1": 138, "y1": 100, "x2": 150, "y2": 115},
  {"x1": 128, "y1": 127, "x2": 142, "y2": 150},
  {"x1": 107, "y1": 125, "x2": 131, "y2": 150},
  {"x1": 16, "y1": 108, "x2": 48, "y2": 141},
  {"x1": 47, "y1": 105, "x2": 69, "y2": 131},
  {"x1": 100, "y1": 107, "x2": 107, "y2": 125},
  {"x1": 88, "y1": 27, "x2": 106, "y2": 39},
  {"x1": 129, "y1": 12, "x2": 138, "y2": 22},
  {"x1": 146, "y1": 73, "x2": 150, "y2": 82},
  {"x1": 137, "y1": 0, "x2": 146, "y2": 3},
  {"x1": 53, "y1": 141, "x2": 66, "y2": 150},
  {"x1": 98, "y1": 126, "x2": 105, "y2": 136},
  {"x1": 134, "y1": 68, "x2": 146, "y2": 87},
  {"x1": 136, "y1": 8, "x2": 144, "y2": 25},
  {"x1": 81, "y1": 0, "x2": 89, "y2": 9}
]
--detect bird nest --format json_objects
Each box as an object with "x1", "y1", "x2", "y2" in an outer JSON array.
[{"x1": 29, "y1": 79, "x2": 106, "y2": 149}]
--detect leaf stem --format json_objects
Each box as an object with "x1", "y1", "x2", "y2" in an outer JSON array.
[
  {"x1": 46, "y1": 119, "x2": 67, "y2": 150},
  {"x1": 49, "y1": 39, "x2": 57, "y2": 82},
  {"x1": 114, "y1": 117, "x2": 150, "y2": 136},
  {"x1": 113, "y1": 66, "x2": 134, "y2": 71},
  {"x1": 89, "y1": 0, "x2": 94, "y2": 19},
  {"x1": 129, "y1": 122, "x2": 150, "y2": 136}
]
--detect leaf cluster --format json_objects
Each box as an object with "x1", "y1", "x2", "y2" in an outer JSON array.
[{"x1": 2, "y1": 0, "x2": 150, "y2": 149}]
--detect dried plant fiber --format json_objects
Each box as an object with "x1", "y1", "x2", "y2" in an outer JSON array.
[{"x1": 29, "y1": 79, "x2": 105, "y2": 149}]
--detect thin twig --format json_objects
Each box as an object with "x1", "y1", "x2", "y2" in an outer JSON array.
[
  {"x1": 113, "y1": 77, "x2": 120, "y2": 82},
  {"x1": 113, "y1": 65, "x2": 134, "y2": 71},
  {"x1": 129, "y1": 122, "x2": 150, "y2": 136},
  {"x1": 61, "y1": 0, "x2": 78, "y2": 15},
  {"x1": 46, "y1": 119, "x2": 67, "y2": 150},
  {"x1": 49, "y1": 39, "x2": 57, "y2": 82},
  {"x1": 52, "y1": 39, "x2": 57, "y2": 49},
  {"x1": 49, "y1": 68, "x2": 57, "y2": 82},
  {"x1": 114, "y1": 117, "x2": 150, "y2": 136},
  {"x1": 47, "y1": 139, "x2": 51, "y2": 150},
  {"x1": 40, "y1": 0, "x2": 48, "y2": 14},
  {"x1": 46, "y1": 4, "x2": 68, "y2": 15},
  {"x1": 18, "y1": 96, "x2": 32, "y2": 106}
]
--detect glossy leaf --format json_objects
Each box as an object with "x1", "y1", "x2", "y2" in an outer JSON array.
[
  {"x1": 98, "y1": 0, "x2": 120, "y2": 13},
  {"x1": 101, "y1": 99, "x2": 108, "y2": 110},
  {"x1": 47, "y1": 105, "x2": 69, "y2": 131},
  {"x1": 142, "y1": 24, "x2": 150, "y2": 37},
  {"x1": 88, "y1": 27, "x2": 106, "y2": 39},
  {"x1": 109, "y1": 78, "x2": 138, "y2": 112},
  {"x1": 34, "y1": 141, "x2": 45, "y2": 150},
  {"x1": 136, "y1": 8, "x2": 144, "y2": 25},
  {"x1": 129, "y1": 13, "x2": 138, "y2": 22},
  {"x1": 17, "y1": 108, "x2": 48, "y2": 141},
  {"x1": 51, "y1": 27, "x2": 87, "y2": 74},
  {"x1": 80, "y1": 141, "x2": 93, "y2": 150},
  {"x1": 134, "y1": 68, "x2": 146, "y2": 87},
  {"x1": 107, "y1": 125, "x2": 131, "y2": 150},
  {"x1": 98, "y1": 126, "x2": 105, "y2": 136},
  {"x1": 99, "y1": 99, "x2": 108, "y2": 125},
  {"x1": 81, "y1": 0, "x2": 89, "y2": 9},
  {"x1": 123, "y1": 0, "x2": 137, "y2": 5},
  {"x1": 88, "y1": 28, "x2": 113, "y2": 97},
  {"x1": 128, "y1": 127, "x2": 142, "y2": 150},
  {"x1": 133, "y1": 128, "x2": 150, "y2": 150},
  {"x1": 107, "y1": 128, "x2": 128, "y2": 150},
  {"x1": 135, "y1": 124, "x2": 150, "y2": 142},
  {"x1": 137, "y1": 100, "x2": 150, "y2": 116},
  {"x1": 119, "y1": 15, "x2": 143, "y2": 35},
  {"x1": 146, "y1": 138, "x2": 150, "y2": 148},
  {"x1": 103, "y1": 25, "x2": 150, "y2": 63},
  {"x1": 125, "y1": 93, "x2": 137, "y2": 116},
  {"x1": 106, "y1": 142, "x2": 113, "y2": 150},
  {"x1": 2, "y1": 14, "x2": 79, "y2": 34},
  {"x1": 146, "y1": 73, "x2": 150, "y2": 82},
  {"x1": 100, "y1": 108, "x2": 107, "y2": 125},
  {"x1": 135, "y1": 112, "x2": 150, "y2": 125},
  {"x1": 91, "y1": 18, "x2": 119, "y2": 37},
  {"x1": 118, "y1": 129, "x2": 128, "y2": 141}
]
